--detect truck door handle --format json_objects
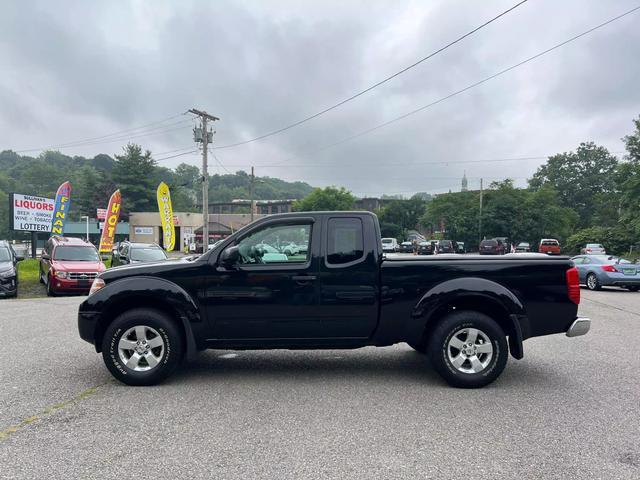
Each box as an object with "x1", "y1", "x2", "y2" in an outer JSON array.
[{"x1": 291, "y1": 275, "x2": 317, "y2": 282}]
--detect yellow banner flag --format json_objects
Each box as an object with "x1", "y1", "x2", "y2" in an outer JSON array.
[{"x1": 157, "y1": 182, "x2": 175, "y2": 251}]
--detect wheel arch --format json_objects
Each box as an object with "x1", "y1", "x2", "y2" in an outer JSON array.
[
  {"x1": 87, "y1": 276, "x2": 200, "y2": 360},
  {"x1": 411, "y1": 278, "x2": 526, "y2": 359}
]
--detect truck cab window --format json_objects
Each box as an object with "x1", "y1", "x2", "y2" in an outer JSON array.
[
  {"x1": 236, "y1": 224, "x2": 311, "y2": 265},
  {"x1": 327, "y1": 218, "x2": 364, "y2": 265}
]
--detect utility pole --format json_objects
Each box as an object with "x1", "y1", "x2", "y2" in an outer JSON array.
[
  {"x1": 189, "y1": 108, "x2": 219, "y2": 252},
  {"x1": 250, "y1": 166, "x2": 255, "y2": 222},
  {"x1": 478, "y1": 178, "x2": 484, "y2": 248}
]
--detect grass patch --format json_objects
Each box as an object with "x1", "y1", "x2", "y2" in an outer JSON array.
[{"x1": 16, "y1": 259, "x2": 45, "y2": 298}]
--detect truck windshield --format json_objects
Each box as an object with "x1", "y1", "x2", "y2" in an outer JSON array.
[{"x1": 53, "y1": 246, "x2": 100, "y2": 261}]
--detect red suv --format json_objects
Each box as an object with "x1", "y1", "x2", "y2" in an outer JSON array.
[{"x1": 39, "y1": 236, "x2": 106, "y2": 296}]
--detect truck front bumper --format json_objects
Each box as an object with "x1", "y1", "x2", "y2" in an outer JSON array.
[
  {"x1": 566, "y1": 317, "x2": 590, "y2": 337},
  {"x1": 78, "y1": 310, "x2": 100, "y2": 348}
]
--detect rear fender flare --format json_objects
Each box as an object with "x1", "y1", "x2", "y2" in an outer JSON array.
[{"x1": 411, "y1": 277, "x2": 526, "y2": 359}]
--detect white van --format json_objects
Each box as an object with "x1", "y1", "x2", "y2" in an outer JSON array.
[{"x1": 381, "y1": 238, "x2": 399, "y2": 253}]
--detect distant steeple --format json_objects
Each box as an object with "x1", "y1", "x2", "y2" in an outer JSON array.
[{"x1": 461, "y1": 170, "x2": 468, "y2": 192}]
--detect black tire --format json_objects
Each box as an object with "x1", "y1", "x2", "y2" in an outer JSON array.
[
  {"x1": 586, "y1": 273, "x2": 602, "y2": 291},
  {"x1": 427, "y1": 310, "x2": 508, "y2": 388},
  {"x1": 101, "y1": 308, "x2": 184, "y2": 386},
  {"x1": 46, "y1": 275, "x2": 56, "y2": 297},
  {"x1": 626, "y1": 286, "x2": 639, "y2": 292}
]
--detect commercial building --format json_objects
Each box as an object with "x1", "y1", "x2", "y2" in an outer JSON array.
[{"x1": 128, "y1": 212, "x2": 266, "y2": 251}]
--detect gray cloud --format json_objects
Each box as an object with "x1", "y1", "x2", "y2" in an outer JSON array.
[{"x1": 1, "y1": 0, "x2": 638, "y2": 197}]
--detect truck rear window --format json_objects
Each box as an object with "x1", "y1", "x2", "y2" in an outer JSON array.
[{"x1": 327, "y1": 218, "x2": 364, "y2": 265}]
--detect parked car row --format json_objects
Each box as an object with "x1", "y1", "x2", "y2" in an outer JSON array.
[{"x1": 383, "y1": 238, "x2": 467, "y2": 255}]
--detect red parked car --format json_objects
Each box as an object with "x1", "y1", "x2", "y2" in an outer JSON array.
[
  {"x1": 39, "y1": 236, "x2": 106, "y2": 296},
  {"x1": 539, "y1": 238, "x2": 561, "y2": 255}
]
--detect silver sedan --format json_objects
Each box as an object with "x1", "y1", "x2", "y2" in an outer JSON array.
[{"x1": 572, "y1": 255, "x2": 640, "y2": 291}]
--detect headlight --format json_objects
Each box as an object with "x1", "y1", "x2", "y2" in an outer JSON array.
[
  {"x1": 55, "y1": 271, "x2": 68, "y2": 279},
  {"x1": 89, "y1": 278, "x2": 105, "y2": 296}
]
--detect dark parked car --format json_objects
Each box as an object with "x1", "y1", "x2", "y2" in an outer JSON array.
[
  {"x1": 515, "y1": 242, "x2": 531, "y2": 253},
  {"x1": 398, "y1": 241, "x2": 414, "y2": 253},
  {"x1": 456, "y1": 242, "x2": 466, "y2": 254},
  {"x1": 112, "y1": 242, "x2": 168, "y2": 266},
  {"x1": 438, "y1": 240, "x2": 457, "y2": 254},
  {"x1": 79, "y1": 211, "x2": 589, "y2": 389},
  {"x1": 417, "y1": 241, "x2": 433, "y2": 255},
  {"x1": 39, "y1": 236, "x2": 106, "y2": 296},
  {"x1": 572, "y1": 255, "x2": 640, "y2": 291},
  {"x1": 479, "y1": 239, "x2": 505, "y2": 255},
  {"x1": 495, "y1": 237, "x2": 511, "y2": 253},
  {"x1": 0, "y1": 240, "x2": 23, "y2": 298}
]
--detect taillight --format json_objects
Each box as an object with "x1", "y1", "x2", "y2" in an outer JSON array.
[
  {"x1": 601, "y1": 265, "x2": 616, "y2": 273},
  {"x1": 566, "y1": 267, "x2": 580, "y2": 305},
  {"x1": 586, "y1": 248, "x2": 592, "y2": 253}
]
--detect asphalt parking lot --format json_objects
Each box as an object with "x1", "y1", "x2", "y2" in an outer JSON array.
[{"x1": 1, "y1": 289, "x2": 639, "y2": 479}]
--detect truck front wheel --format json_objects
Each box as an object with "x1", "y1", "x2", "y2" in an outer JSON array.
[
  {"x1": 101, "y1": 308, "x2": 184, "y2": 386},
  {"x1": 428, "y1": 311, "x2": 508, "y2": 388}
]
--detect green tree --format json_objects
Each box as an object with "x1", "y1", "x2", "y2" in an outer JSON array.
[
  {"x1": 619, "y1": 116, "x2": 640, "y2": 236},
  {"x1": 622, "y1": 115, "x2": 640, "y2": 163},
  {"x1": 111, "y1": 143, "x2": 158, "y2": 215},
  {"x1": 378, "y1": 197, "x2": 426, "y2": 231},
  {"x1": 529, "y1": 142, "x2": 619, "y2": 227},
  {"x1": 72, "y1": 165, "x2": 116, "y2": 219},
  {"x1": 292, "y1": 186, "x2": 355, "y2": 211},
  {"x1": 421, "y1": 191, "x2": 479, "y2": 247}
]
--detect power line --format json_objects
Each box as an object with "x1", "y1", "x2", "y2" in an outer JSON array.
[
  {"x1": 154, "y1": 146, "x2": 198, "y2": 156},
  {"x1": 209, "y1": 151, "x2": 627, "y2": 170},
  {"x1": 214, "y1": 0, "x2": 529, "y2": 149},
  {"x1": 209, "y1": 149, "x2": 232, "y2": 174},
  {"x1": 219, "y1": 6, "x2": 639, "y2": 166},
  {"x1": 57, "y1": 120, "x2": 194, "y2": 149},
  {"x1": 13, "y1": 113, "x2": 190, "y2": 153},
  {"x1": 155, "y1": 149, "x2": 200, "y2": 163}
]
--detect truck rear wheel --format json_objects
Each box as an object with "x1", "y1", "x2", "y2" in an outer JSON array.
[
  {"x1": 101, "y1": 308, "x2": 184, "y2": 386},
  {"x1": 428, "y1": 311, "x2": 508, "y2": 388}
]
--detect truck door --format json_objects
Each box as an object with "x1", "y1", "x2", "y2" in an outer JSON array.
[
  {"x1": 317, "y1": 216, "x2": 380, "y2": 338},
  {"x1": 205, "y1": 218, "x2": 321, "y2": 340}
]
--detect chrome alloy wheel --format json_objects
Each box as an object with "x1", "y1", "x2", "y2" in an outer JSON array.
[
  {"x1": 118, "y1": 325, "x2": 165, "y2": 372},
  {"x1": 587, "y1": 274, "x2": 597, "y2": 290},
  {"x1": 446, "y1": 327, "x2": 493, "y2": 374}
]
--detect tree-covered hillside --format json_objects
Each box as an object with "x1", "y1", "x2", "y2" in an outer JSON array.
[{"x1": 0, "y1": 144, "x2": 313, "y2": 239}]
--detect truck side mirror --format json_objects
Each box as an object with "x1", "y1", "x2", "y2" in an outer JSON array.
[
  {"x1": 220, "y1": 246, "x2": 240, "y2": 267},
  {"x1": 15, "y1": 255, "x2": 24, "y2": 262}
]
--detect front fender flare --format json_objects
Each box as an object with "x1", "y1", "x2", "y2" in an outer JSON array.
[
  {"x1": 411, "y1": 277, "x2": 526, "y2": 359},
  {"x1": 81, "y1": 276, "x2": 200, "y2": 360}
]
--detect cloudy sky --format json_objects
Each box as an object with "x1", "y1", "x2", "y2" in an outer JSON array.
[{"x1": 1, "y1": 0, "x2": 639, "y2": 197}]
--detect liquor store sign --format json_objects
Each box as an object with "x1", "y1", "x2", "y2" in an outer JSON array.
[{"x1": 9, "y1": 193, "x2": 55, "y2": 232}]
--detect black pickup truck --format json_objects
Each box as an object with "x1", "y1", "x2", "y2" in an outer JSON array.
[{"x1": 78, "y1": 212, "x2": 589, "y2": 388}]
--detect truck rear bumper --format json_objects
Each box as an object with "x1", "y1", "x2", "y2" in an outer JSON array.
[{"x1": 566, "y1": 317, "x2": 590, "y2": 337}]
